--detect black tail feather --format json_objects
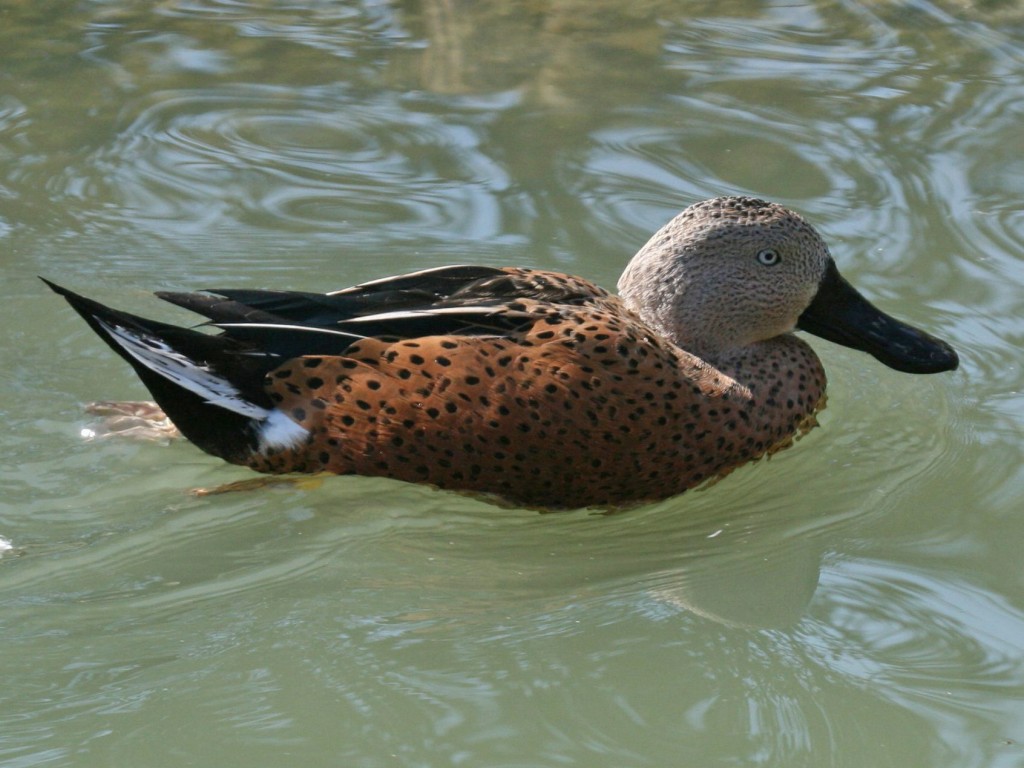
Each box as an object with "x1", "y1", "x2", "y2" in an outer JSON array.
[{"x1": 43, "y1": 278, "x2": 266, "y2": 462}]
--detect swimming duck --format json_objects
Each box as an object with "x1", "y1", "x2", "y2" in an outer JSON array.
[{"x1": 45, "y1": 196, "x2": 958, "y2": 509}]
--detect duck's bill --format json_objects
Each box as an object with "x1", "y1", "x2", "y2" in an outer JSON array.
[{"x1": 797, "y1": 261, "x2": 959, "y2": 374}]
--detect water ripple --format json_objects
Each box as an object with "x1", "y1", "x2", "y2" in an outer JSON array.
[
  {"x1": 5, "y1": 0, "x2": 1024, "y2": 765},
  {"x1": 72, "y1": 87, "x2": 511, "y2": 253},
  {"x1": 806, "y1": 559, "x2": 1024, "y2": 757}
]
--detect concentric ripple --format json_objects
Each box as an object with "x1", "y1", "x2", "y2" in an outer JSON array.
[{"x1": 75, "y1": 87, "x2": 513, "y2": 253}]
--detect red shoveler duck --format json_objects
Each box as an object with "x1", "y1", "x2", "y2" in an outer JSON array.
[{"x1": 46, "y1": 197, "x2": 958, "y2": 509}]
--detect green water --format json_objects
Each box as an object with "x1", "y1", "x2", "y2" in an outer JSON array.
[{"x1": 2, "y1": 0, "x2": 1023, "y2": 765}]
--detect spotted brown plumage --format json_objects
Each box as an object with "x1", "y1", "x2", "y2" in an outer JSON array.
[{"x1": 45, "y1": 196, "x2": 959, "y2": 509}]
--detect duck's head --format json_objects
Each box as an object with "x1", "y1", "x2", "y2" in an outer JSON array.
[{"x1": 618, "y1": 196, "x2": 958, "y2": 373}]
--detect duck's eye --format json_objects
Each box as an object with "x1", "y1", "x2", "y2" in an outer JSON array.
[{"x1": 757, "y1": 248, "x2": 780, "y2": 266}]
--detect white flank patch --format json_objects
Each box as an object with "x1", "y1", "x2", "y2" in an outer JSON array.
[
  {"x1": 258, "y1": 409, "x2": 311, "y2": 453},
  {"x1": 0, "y1": 536, "x2": 12, "y2": 556},
  {"x1": 97, "y1": 319, "x2": 269, "y2": 420}
]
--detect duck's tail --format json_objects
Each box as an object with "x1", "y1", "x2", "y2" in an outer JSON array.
[{"x1": 42, "y1": 279, "x2": 309, "y2": 464}]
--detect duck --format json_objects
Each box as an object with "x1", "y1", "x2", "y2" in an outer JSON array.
[{"x1": 45, "y1": 196, "x2": 958, "y2": 509}]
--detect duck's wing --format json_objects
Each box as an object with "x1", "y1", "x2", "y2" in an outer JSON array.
[
  {"x1": 154, "y1": 265, "x2": 612, "y2": 346},
  {"x1": 155, "y1": 265, "x2": 506, "y2": 326},
  {"x1": 157, "y1": 265, "x2": 609, "y2": 326}
]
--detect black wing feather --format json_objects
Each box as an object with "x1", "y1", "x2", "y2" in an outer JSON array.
[{"x1": 166, "y1": 265, "x2": 510, "y2": 327}]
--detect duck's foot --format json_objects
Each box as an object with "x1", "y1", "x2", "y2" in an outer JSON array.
[
  {"x1": 189, "y1": 475, "x2": 327, "y2": 497},
  {"x1": 81, "y1": 401, "x2": 181, "y2": 442}
]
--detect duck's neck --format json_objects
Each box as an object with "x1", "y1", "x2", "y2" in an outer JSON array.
[{"x1": 620, "y1": 285, "x2": 750, "y2": 367}]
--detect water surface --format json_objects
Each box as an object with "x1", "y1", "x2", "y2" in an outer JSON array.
[{"x1": 2, "y1": 1, "x2": 1024, "y2": 766}]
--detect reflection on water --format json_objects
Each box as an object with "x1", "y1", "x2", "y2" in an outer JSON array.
[{"x1": 2, "y1": 0, "x2": 1024, "y2": 766}]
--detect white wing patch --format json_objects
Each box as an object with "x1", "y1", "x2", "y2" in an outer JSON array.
[
  {"x1": 96, "y1": 319, "x2": 309, "y2": 453},
  {"x1": 340, "y1": 306, "x2": 524, "y2": 324},
  {"x1": 327, "y1": 264, "x2": 474, "y2": 295},
  {"x1": 211, "y1": 322, "x2": 365, "y2": 342},
  {"x1": 98, "y1": 319, "x2": 268, "y2": 419}
]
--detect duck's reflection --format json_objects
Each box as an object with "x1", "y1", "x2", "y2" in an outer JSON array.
[{"x1": 646, "y1": 536, "x2": 821, "y2": 629}]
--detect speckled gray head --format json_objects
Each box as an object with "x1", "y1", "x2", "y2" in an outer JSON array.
[{"x1": 619, "y1": 196, "x2": 958, "y2": 373}]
